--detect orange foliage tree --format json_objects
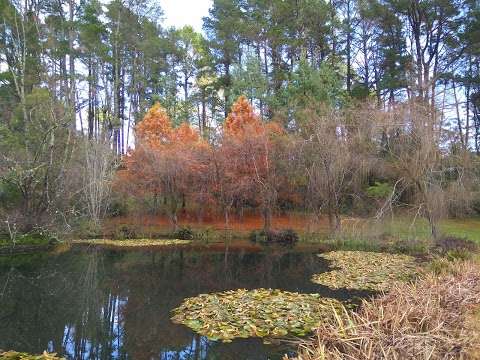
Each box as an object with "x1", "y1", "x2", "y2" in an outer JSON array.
[
  {"x1": 117, "y1": 103, "x2": 209, "y2": 230},
  {"x1": 116, "y1": 98, "x2": 290, "y2": 233},
  {"x1": 219, "y1": 96, "x2": 288, "y2": 232}
]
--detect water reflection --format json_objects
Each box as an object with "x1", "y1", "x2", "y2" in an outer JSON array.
[{"x1": 0, "y1": 245, "x2": 361, "y2": 360}]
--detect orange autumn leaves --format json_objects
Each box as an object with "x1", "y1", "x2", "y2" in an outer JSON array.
[
  {"x1": 135, "y1": 103, "x2": 203, "y2": 146},
  {"x1": 116, "y1": 103, "x2": 209, "y2": 228},
  {"x1": 117, "y1": 96, "x2": 287, "y2": 230},
  {"x1": 224, "y1": 96, "x2": 283, "y2": 138},
  {"x1": 135, "y1": 103, "x2": 173, "y2": 146}
]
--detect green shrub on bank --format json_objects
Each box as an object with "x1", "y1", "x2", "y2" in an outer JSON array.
[
  {"x1": 192, "y1": 227, "x2": 216, "y2": 243},
  {"x1": 173, "y1": 226, "x2": 195, "y2": 240},
  {"x1": 0, "y1": 230, "x2": 56, "y2": 247}
]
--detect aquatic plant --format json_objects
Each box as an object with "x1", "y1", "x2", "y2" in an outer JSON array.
[
  {"x1": 311, "y1": 251, "x2": 417, "y2": 291},
  {"x1": 0, "y1": 351, "x2": 64, "y2": 360},
  {"x1": 293, "y1": 261, "x2": 480, "y2": 360},
  {"x1": 72, "y1": 239, "x2": 191, "y2": 247},
  {"x1": 171, "y1": 288, "x2": 343, "y2": 342}
]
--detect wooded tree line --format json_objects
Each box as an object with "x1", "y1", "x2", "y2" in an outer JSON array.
[
  {"x1": 0, "y1": 0, "x2": 479, "y2": 236},
  {"x1": 119, "y1": 96, "x2": 477, "y2": 239}
]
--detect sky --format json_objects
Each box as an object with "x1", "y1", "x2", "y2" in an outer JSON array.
[{"x1": 161, "y1": 0, "x2": 212, "y2": 32}]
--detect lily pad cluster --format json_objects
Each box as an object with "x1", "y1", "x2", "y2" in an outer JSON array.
[
  {"x1": 312, "y1": 251, "x2": 417, "y2": 291},
  {"x1": 0, "y1": 351, "x2": 64, "y2": 360},
  {"x1": 171, "y1": 288, "x2": 342, "y2": 342},
  {"x1": 73, "y1": 239, "x2": 191, "y2": 247}
]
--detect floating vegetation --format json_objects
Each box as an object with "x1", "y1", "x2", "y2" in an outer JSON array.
[
  {"x1": 72, "y1": 239, "x2": 192, "y2": 247},
  {"x1": 312, "y1": 251, "x2": 418, "y2": 291},
  {"x1": 0, "y1": 351, "x2": 64, "y2": 360},
  {"x1": 171, "y1": 288, "x2": 343, "y2": 342}
]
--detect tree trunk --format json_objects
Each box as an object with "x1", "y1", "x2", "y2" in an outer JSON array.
[{"x1": 262, "y1": 206, "x2": 272, "y2": 233}]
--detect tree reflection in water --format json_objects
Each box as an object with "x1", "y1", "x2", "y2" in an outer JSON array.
[{"x1": 0, "y1": 245, "x2": 364, "y2": 359}]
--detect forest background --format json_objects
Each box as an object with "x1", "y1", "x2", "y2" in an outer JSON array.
[{"x1": 1, "y1": 0, "x2": 479, "y2": 244}]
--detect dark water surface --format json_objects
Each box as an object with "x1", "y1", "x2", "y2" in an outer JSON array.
[{"x1": 0, "y1": 243, "x2": 362, "y2": 360}]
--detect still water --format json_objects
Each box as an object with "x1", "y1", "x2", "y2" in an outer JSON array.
[{"x1": 0, "y1": 243, "x2": 363, "y2": 360}]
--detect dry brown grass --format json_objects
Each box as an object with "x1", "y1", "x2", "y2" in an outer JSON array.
[{"x1": 292, "y1": 261, "x2": 480, "y2": 360}]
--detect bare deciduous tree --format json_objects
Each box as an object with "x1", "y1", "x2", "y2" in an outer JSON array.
[
  {"x1": 299, "y1": 104, "x2": 374, "y2": 234},
  {"x1": 381, "y1": 101, "x2": 475, "y2": 239},
  {"x1": 81, "y1": 139, "x2": 118, "y2": 228}
]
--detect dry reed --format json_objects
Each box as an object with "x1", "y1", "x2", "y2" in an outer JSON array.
[{"x1": 292, "y1": 261, "x2": 480, "y2": 360}]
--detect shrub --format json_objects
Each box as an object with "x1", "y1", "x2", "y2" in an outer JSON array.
[
  {"x1": 277, "y1": 229, "x2": 299, "y2": 245},
  {"x1": 74, "y1": 220, "x2": 102, "y2": 239},
  {"x1": 427, "y1": 257, "x2": 456, "y2": 275},
  {"x1": 249, "y1": 229, "x2": 299, "y2": 245},
  {"x1": 193, "y1": 227, "x2": 215, "y2": 242},
  {"x1": 0, "y1": 230, "x2": 57, "y2": 246},
  {"x1": 249, "y1": 229, "x2": 268, "y2": 243},
  {"x1": 108, "y1": 198, "x2": 129, "y2": 217},
  {"x1": 114, "y1": 224, "x2": 138, "y2": 240},
  {"x1": 174, "y1": 226, "x2": 194, "y2": 240},
  {"x1": 19, "y1": 231, "x2": 56, "y2": 245},
  {"x1": 472, "y1": 198, "x2": 480, "y2": 215},
  {"x1": 434, "y1": 236, "x2": 477, "y2": 259},
  {"x1": 392, "y1": 239, "x2": 429, "y2": 255},
  {"x1": 366, "y1": 181, "x2": 393, "y2": 199},
  {"x1": 0, "y1": 180, "x2": 22, "y2": 209}
]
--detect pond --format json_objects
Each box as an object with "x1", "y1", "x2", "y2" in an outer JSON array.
[{"x1": 0, "y1": 243, "x2": 366, "y2": 360}]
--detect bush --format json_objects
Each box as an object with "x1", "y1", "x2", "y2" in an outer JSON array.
[
  {"x1": 114, "y1": 224, "x2": 138, "y2": 240},
  {"x1": 174, "y1": 226, "x2": 194, "y2": 240},
  {"x1": 472, "y1": 198, "x2": 480, "y2": 215},
  {"x1": 0, "y1": 230, "x2": 56, "y2": 246},
  {"x1": 0, "y1": 180, "x2": 21, "y2": 208},
  {"x1": 108, "y1": 198, "x2": 129, "y2": 217},
  {"x1": 366, "y1": 181, "x2": 393, "y2": 199},
  {"x1": 193, "y1": 227, "x2": 215, "y2": 242},
  {"x1": 249, "y1": 229, "x2": 268, "y2": 243},
  {"x1": 277, "y1": 229, "x2": 299, "y2": 244},
  {"x1": 434, "y1": 236, "x2": 477, "y2": 258},
  {"x1": 249, "y1": 229, "x2": 299, "y2": 245},
  {"x1": 74, "y1": 220, "x2": 102, "y2": 239},
  {"x1": 392, "y1": 239, "x2": 429, "y2": 255}
]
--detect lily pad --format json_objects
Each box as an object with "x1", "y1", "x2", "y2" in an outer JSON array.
[
  {"x1": 171, "y1": 288, "x2": 342, "y2": 342},
  {"x1": 0, "y1": 351, "x2": 64, "y2": 360},
  {"x1": 312, "y1": 251, "x2": 418, "y2": 291},
  {"x1": 72, "y1": 239, "x2": 191, "y2": 247}
]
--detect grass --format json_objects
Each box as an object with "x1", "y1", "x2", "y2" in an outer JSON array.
[
  {"x1": 466, "y1": 305, "x2": 480, "y2": 356},
  {"x1": 439, "y1": 218, "x2": 480, "y2": 243},
  {"x1": 299, "y1": 216, "x2": 480, "y2": 255},
  {"x1": 329, "y1": 216, "x2": 480, "y2": 242},
  {"x1": 291, "y1": 259, "x2": 480, "y2": 360}
]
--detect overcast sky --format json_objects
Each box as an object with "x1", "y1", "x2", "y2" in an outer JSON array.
[{"x1": 161, "y1": 0, "x2": 212, "y2": 32}]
